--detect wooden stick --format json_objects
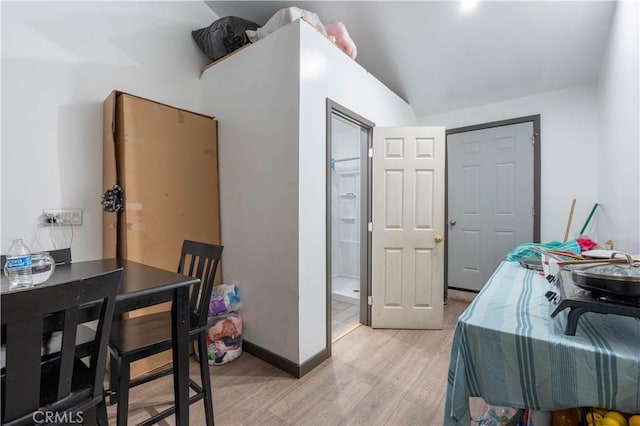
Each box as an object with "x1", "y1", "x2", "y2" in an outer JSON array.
[
  {"x1": 563, "y1": 199, "x2": 576, "y2": 243},
  {"x1": 558, "y1": 258, "x2": 640, "y2": 266}
]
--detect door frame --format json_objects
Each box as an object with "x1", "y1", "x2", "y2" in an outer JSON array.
[
  {"x1": 326, "y1": 99, "x2": 375, "y2": 354},
  {"x1": 444, "y1": 114, "x2": 541, "y2": 299}
]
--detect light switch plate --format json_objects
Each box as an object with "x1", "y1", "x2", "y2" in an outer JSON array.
[{"x1": 43, "y1": 208, "x2": 83, "y2": 225}]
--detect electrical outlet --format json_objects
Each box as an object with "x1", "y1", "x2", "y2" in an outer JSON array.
[{"x1": 43, "y1": 208, "x2": 83, "y2": 225}]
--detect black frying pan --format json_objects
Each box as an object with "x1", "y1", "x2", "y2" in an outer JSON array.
[{"x1": 570, "y1": 253, "x2": 640, "y2": 298}]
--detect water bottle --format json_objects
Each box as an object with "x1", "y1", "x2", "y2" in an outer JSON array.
[{"x1": 5, "y1": 238, "x2": 33, "y2": 288}]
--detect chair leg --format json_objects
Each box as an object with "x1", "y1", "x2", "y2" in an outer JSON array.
[
  {"x1": 116, "y1": 359, "x2": 130, "y2": 426},
  {"x1": 97, "y1": 398, "x2": 109, "y2": 426},
  {"x1": 109, "y1": 351, "x2": 120, "y2": 406},
  {"x1": 83, "y1": 407, "x2": 98, "y2": 426},
  {"x1": 197, "y1": 332, "x2": 215, "y2": 426}
]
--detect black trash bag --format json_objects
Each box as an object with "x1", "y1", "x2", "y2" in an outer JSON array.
[{"x1": 192, "y1": 16, "x2": 260, "y2": 62}]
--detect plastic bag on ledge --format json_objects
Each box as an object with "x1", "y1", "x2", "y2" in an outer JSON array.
[
  {"x1": 326, "y1": 21, "x2": 357, "y2": 59},
  {"x1": 245, "y1": 7, "x2": 327, "y2": 43}
]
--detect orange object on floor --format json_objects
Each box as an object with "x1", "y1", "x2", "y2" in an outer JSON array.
[{"x1": 552, "y1": 408, "x2": 579, "y2": 426}]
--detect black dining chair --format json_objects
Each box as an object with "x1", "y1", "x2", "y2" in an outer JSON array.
[
  {"x1": 1, "y1": 268, "x2": 122, "y2": 426},
  {"x1": 1, "y1": 247, "x2": 87, "y2": 367},
  {"x1": 108, "y1": 240, "x2": 223, "y2": 426},
  {"x1": 1, "y1": 247, "x2": 72, "y2": 269},
  {"x1": 1, "y1": 248, "x2": 75, "y2": 353}
]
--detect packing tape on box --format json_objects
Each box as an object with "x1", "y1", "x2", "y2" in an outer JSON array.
[
  {"x1": 153, "y1": 104, "x2": 161, "y2": 120},
  {"x1": 127, "y1": 222, "x2": 146, "y2": 231},
  {"x1": 126, "y1": 202, "x2": 143, "y2": 211},
  {"x1": 125, "y1": 135, "x2": 144, "y2": 145}
]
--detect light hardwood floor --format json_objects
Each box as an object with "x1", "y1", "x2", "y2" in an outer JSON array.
[
  {"x1": 332, "y1": 297, "x2": 360, "y2": 339},
  {"x1": 107, "y1": 299, "x2": 487, "y2": 425}
]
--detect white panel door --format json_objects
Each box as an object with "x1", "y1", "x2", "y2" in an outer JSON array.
[
  {"x1": 447, "y1": 122, "x2": 534, "y2": 291},
  {"x1": 372, "y1": 127, "x2": 445, "y2": 329}
]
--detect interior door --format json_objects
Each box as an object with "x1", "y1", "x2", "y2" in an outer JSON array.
[
  {"x1": 371, "y1": 127, "x2": 445, "y2": 329},
  {"x1": 447, "y1": 122, "x2": 534, "y2": 291}
]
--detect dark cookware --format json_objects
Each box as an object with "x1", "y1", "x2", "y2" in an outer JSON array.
[
  {"x1": 519, "y1": 257, "x2": 543, "y2": 271},
  {"x1": 571, "y1": 252, "x2": 640, "y2": 298}
]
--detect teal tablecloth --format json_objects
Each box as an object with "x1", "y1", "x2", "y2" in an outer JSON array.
[{"x1": 444, "y1": 261, "x2": 640, "y2": 425}]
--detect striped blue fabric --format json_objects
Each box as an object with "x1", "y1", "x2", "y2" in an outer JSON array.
[{"x1": 444, "y1": 261, "x2": 640, "y2": 425}]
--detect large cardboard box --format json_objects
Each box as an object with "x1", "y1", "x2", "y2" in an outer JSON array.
[{"x1": 103, "y1": 91, "x2": 220, "y2": 377}]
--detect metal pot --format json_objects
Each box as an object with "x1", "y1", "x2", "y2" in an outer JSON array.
[
  {"x1": 571, "y1": 252, "x2": 640, "y2": 298},
  {"x1": 519, "y1": 257, "x2": 543, "y2": 271}
]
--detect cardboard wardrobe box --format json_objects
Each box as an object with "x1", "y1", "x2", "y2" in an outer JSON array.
[{"x1": 103, "y1": 91, "x2": 220, "y2": 378}]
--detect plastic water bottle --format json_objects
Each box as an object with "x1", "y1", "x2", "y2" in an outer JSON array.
[{"x1": 5, "y1": 238, "x2": 33, "y2": 288}]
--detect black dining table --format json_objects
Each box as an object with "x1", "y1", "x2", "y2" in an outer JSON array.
[{"x1": 0, "y1": 258, "x2": 199, "y2": 426}]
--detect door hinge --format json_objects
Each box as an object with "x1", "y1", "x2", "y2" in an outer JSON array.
[
  {"x1": 368, "y1": 295, "x2": 373, "y2": 305},
  {"x1": 532, "y1": 206, "x2": 535, "y2": 216},
  {"x1": 368, "y1": 147, "x2": 374, "y2": 158},
  {"x1": 532, "y1": 133, "x2": 538, "y2": 146},
  {"x1": 368, "y1": 222, "x2": 373, "y2": 232}
]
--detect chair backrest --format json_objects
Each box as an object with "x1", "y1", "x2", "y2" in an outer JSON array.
[
  {"x1": 1, "y1": 269, "x2": 122, "y2": 425},
  {"x1": 49, "y1": 247, "x2": 73, "y2": 265},
  {"x1": 177, "y1": 240, "x2": 223, "y2": 327},
  {"x1": 1, "y1": 247, "x2": 72, "y2": 269}
]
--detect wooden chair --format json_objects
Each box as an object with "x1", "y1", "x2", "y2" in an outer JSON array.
[
  {"x1": 108, "y1": 241, "x2": 223, "y2": 426},
  {"x1": 1, "y1": 268, "x2": 122, "y2": 426},
  {"x1": 1, "y1": 247, "x2": 72, "y2": 269}
]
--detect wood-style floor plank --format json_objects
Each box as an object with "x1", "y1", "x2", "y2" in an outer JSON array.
[
  {"x1": 340, "y1": 343, "x2": 430, "y2": 425},
  {"x1": 332, "y1": 297, "x2": 360, "y2": 338},
  {"x1": 296, "y1": 377, "x2": 372, "y2": 425},
  {"x1": 269, "y1": 358, "x2": 373, "y2": 425}
]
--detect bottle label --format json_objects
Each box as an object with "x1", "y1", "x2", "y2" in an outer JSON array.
[{"x1": 6, "y1": 256, "x2": 32, "y2": 269}]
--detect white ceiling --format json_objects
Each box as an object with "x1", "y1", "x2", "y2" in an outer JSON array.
[{"x1": 205, "y1": 1, "x2": 615, "y2": 117}]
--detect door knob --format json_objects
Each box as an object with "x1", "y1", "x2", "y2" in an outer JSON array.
[
  {"x1": 449, "y1": 220, "x2": 456, "y2": 226},
  {"x1": 434, "y1": 234, "x2": 444, "y2": 243}
]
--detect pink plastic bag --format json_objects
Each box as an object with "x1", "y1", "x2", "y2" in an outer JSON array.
[{"x1": 326, "y1": 21, "x2": 357, "y2": 59}]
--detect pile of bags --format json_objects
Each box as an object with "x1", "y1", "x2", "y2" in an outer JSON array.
[
  {"x1": 192, "y1": 6, "x2": 358, "y2": 64},
  {"x1": 206, "y1": 284, "x2": 242, "y2": 365}
]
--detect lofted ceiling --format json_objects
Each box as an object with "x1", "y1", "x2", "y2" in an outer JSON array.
[{"x1": 205, "y1": 1, "x2": 616, "y2": 117}]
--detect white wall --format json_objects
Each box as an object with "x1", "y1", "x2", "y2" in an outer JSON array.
[
  {"x1": 1, "y1": 1, "x2": 217, "y2": 259},
  {"x1": 200, "y1": 24, "x2": 302, "y2": 362},
  {"x1": 298, "y1": 20, "x2": 416, "y2": 362},
  {"x1": 596, "y1": 0, "x2": 640, "y2": 254},
  {"x1": 418, "y1": 85, "x2": 600, "y2": 243}
]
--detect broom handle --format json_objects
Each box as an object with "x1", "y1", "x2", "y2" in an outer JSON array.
[
  {"x1": 563, "y1": 199, "x2": 576, "y2": 243},
  {"x1": 579, "y1": 203, "x2": 599, "y2": 235}
]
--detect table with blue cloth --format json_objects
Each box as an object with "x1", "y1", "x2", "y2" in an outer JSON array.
[{"x1": 444, "y1": 261, "x2": 640, "y2": 425}]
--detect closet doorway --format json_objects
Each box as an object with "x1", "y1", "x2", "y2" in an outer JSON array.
[{"x1": 326, "y1": 100, "x2": 374, "y2": 346}]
